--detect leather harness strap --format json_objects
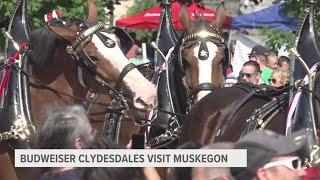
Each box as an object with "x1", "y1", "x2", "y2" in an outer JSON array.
[
  {"x1": 213, "y1": 88, "x2": 256, "y2": 143},
  {"x1": 114, "y1": 63, "x2": 136, "y2": 91}
]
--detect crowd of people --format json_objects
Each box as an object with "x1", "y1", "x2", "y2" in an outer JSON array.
[
  {"x1": 226, "y1": 44, "x2": 291, "y2": 88},
  {"x1": 33, "y1": 105, "x2": 161, "y2": 180},
  {"x1": 31, "y1": 104, "x2": 316, "y2": 180}
]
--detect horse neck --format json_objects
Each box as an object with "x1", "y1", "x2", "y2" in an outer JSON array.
[{"x1": 29, "y1": 48, "x2": 88, "y2": 128}]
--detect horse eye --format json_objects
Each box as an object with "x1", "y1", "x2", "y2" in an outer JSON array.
[
  {"x1": 89, "y1": 56, "x2": 98, "y2": 62},
  {"x1": 83, "y1": 42, "x2": 90, "y2": 47}
]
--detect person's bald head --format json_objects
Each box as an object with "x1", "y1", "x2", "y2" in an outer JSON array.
[{"x1": 192, "y1": 142, "x2": 235, "y2": 180}]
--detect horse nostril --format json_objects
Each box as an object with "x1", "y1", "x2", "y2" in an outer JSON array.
[
  {"x1": 134, "y1": 97, "x2": 156, "y2": 111},
  {"x1": 135, "y1": 97, "x2": 148, "y2": 107}
]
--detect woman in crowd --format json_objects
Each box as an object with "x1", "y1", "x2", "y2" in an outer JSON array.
[{"x1": 269, "y1": 68, "x2": 289, "y2": 88}]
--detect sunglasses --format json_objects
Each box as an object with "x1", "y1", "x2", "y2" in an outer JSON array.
[
  {"x1": 268, "y1": 78, "x2": 281, "y2": 84},
  {"x1": 268, "y1": 78, "x2": 277, "y2": 84},
  {"x1": 239, "y1": 73, "x2": 256, "y2": 79},
  {"x1": 263, "y1": 157, "x2": 302, "y2": 171}
]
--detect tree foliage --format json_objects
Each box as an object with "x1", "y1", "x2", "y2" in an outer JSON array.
[
  {"x1": 125, "y1": 0, "x2": 158, "y2": 42},
  {"x1": 0, "y1": 0, "x2": 108, "y2": 27},
  {"x1": 0, "y1": 0, "x2": 107, "y2": 51},
  {"x1": 261, "y1": 27, "x2": 295, "y2": 51},
  {"x1": 127, "y1": 0, "x2": 158, "y2": 16},
  {"x1": 262, "y1": 0, "x2": 320, "y2": 51}
]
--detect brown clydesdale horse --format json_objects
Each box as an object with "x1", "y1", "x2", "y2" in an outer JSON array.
[
  {"x1": 0, "y1": 0, "x2": 156, "y2": 179},
  {"x1": 151, "y1": 1, "x2": 229, "y2": 179},
  {"x1": 29, "y1": 1, "x2": 156, "y2": 129},
  {"x1": 179, "y1": 1, "x2": 320, "y2": 173},
  {"x1": 176, "y1": 2, "x2": 227, "y2": 105},
  {"x1": 148, "y1": 2, "x2": 229, "y2": 149}
]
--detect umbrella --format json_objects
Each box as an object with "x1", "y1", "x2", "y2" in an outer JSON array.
[{"x1": 115, "y1": 2, "x2": 232, "y2": 30}]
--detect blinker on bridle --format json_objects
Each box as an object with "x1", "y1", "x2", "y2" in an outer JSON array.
[
  {"x1": 66, "y1": 22, "x2": 112, "y2": 55},
  {"x1": 66, "y1": 21, "x2": 113, "y2": 76}
]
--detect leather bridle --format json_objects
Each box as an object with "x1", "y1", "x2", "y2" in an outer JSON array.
[
  {"x1": 179, "y1": 21, "x2": 228, "y2": 108},
  {"x1": 65, "y1": 20, "x2": 137, "y2": 115}
]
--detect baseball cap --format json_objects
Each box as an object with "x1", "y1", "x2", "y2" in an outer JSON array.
[
  {"x1": 248, "y1": 45, "x2": 268, "y2": 56},
  {"x1": 230, "y1": 129, "x2": 307, "y2": 180}
]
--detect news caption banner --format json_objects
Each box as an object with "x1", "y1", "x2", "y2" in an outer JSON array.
[{"x1": 15, "y1": 149, "x2": 247, "y2": 167}]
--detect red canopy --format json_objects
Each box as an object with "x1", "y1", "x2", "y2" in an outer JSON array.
[{"x1": 115, "y1": 2, "x2": 232, "y2": 30}]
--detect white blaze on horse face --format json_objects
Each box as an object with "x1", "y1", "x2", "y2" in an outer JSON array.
[
  {"x1": 193, "y1": 41, "x2": 218, "y2": 101},
  {"x1": 91, "y1": 33, "x2": 156, "y2": 110}
]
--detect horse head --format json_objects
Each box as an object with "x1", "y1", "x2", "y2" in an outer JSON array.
[
  {"x1": 178, "y1": 2, "x2": 228, "y2": 103},
  {"x1": 47, "y1": 0, "x2": 156, "y2": 111}
]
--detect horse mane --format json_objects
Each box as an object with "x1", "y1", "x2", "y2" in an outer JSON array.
[{"x1": 29, "y1": 27, "x2": 60, "y2": 65}]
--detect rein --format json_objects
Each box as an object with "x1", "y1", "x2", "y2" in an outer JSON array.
[
  {"x1": 156, "y1": 108, "x2": 187, "y2": 119},
  {"x1": 213, "y1": 83, "x2": 295, "y2": 143},
  {"x1": 241, "y1": 93, "x2": 289, "y2": 136},
  {"x1": 213, "y1": 88, "x2": 256, "y2": 143},
  {"x1": 0, "y1": 39, "x2": 125, "y2": 115},
  {"x1": 11, "y1": 62, "x2": 125, "y2": 115}
]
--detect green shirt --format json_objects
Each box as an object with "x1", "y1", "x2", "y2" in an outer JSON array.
[
  {"x1": 261, "y1": 67, "x2": 273, "y2": 85},
  {"x1": 129, "y1": 58, "x2": 150, "y2": 65}
]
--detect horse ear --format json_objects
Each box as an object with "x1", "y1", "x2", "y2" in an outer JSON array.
[
  {"x1": 179, "y1": 4, "x2": 192, "y2": 33},
  {"x1": 49, "y1": 26, "x2": 76, "y2": 42},
  {"x1": 87, "y1": 0, "x2": 98, "y2": 25},
  {"x1": 213, "y1": 2, "x2": 226, "y2": 30}
]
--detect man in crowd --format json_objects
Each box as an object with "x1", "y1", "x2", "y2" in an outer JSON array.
[
  {"x1": 239, "y1": 60, "x2": 261, "y2": 84},
  {"x1": 231, "y1": 129, "x2": 307, "y2": 180},
  {"x1": 278, "y1": 56, "x2": 290, "y2": 69},
  {"x1": 248, "y1": 45, "x2": 272, "y2": 85},
  {"x1": 129, "y1": 47, "x2": 150, "y2": 65},
  {"x1": 36, "y1": 105, "x2": 96, "y2": 180}
]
